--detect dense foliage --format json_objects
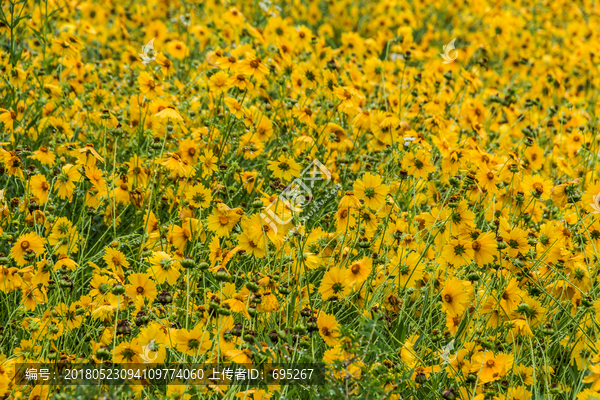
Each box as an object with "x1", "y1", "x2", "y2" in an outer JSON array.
[{"x1": 1, "y1": 0, "x2": 600, "y2": 399}]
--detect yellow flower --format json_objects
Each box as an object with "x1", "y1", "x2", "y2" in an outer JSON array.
[
  {"x1": 175, "y1": 324, "x2": 212, "y2": 356},
  {"x1": 353, "y1": 172, "x2": 389, "y2": 210},
  {"x1": 256, "y1": 290, "x2": 280, "y2": 312},
  {"x1": 0, "y1": 108, "x2": 18, "y2": 129},
  {"x1": 333, "y1": 86, "x2": 358, "y2": 113},
  {"x1": 155, "y1": 53, "x2": 174, "y2": 77},
  {"x1": 317, "y1": 312, "x2": 340, "y2": 347},
  {"x1": 31, "y1": 146, "x2": 56, "y2": 166},
  {"x1": 103, "y1": 247, "x2": 130, "y2": 270},
  {"x1": 207, "y1": 203, "x2": 242, "y2": 238},
  {"x1": 29, "y1": 174, "x2": 51, "y2": 204},
  {"x1": 238, "y1": 170, "x2": 259, "y2": 193},
  {"x1": 578, "y1": 388, "x2": 600, "y2": 400},
  {"x1": 402, "y1": 150, "x2": 435, "y2": 179},
  {"x1": 54, "y1": 254, "x2": 79, "y2": 272},
  {"x1": 199, "y1": 149, "x2": 219, "y2": 178},
  {"x1": 238, "y1": 231, "x2": 266, "y2": 258},
  {"x1": 441, "y1": 238, "x2": 474, "y2": 267},
  {"x1": 239, "y1": 132, "x2": 264, "y2": 159},
  {"x1": 55, "y1": 164, "x2": 81, "y2": 200},
  {"x1": 506, "y1": 228, "x2": 531, "y2": 257},
  {"x1": 254, "y1": 117, "x2": 274, "y2": 142},
  {"x1": 166, "y1": 40, "x2": 188, "y2": 60},
  {"x1": 186, "y1": 183, "x2": 212, "y2": 208},
  {"x1": 391, "y1": 251, "x2": 423, "y2": 288},
  {"x1": 148, "y1": 251, "x2": 181, "y2": 285},
  {"x1": 267, "y1": 155, "x2": 301, "y2": 181},
  {"x1": 224, "y1": 97, "x2": 244, "y2": 119},
  {"x1": 471, "y1": 352, "x2": 513, "y2": 383},
  {"x1": 440, "y1": 278, "x2": 471, "y2": 316},
  {"x1": 238, "y1": 54, "x2": 270, "y2": 80},
  {"x1": 208, "y1": 71, "x2": 232, "y2": 94},
  {"x1": 522, "y1": 174, "x2": 553, "y2": 200},
  {"x1": 84, "y1": 165, "x2": 107, "y2": 194},
  {"x1": 524, "y1": 144, "x2": 545, "y2": 170},
  {"x1": 11, "y1": 232, "x2": 45, "y2": 266},
  {"x1": 47, "y1": 217, "x2": 80, "y2": 255},
  {"x1": 22, "y1": 287, "x2": 47, "y2": 311},
  {"x1": 114, "y1": 341, "x2": 143, "y2": 363},
  {"x1": 319, "y1": 267, "x2": 350, "y2": 300},
  {"x1": 498, "y1": 278, "x2": 524, "y2": 315},
  {"x1": 78, "y1": 143, "x2": 105, "y2": 166},
  {"x1": 126, "y1": 272, "x2": 157, "y2": 303},
  {"x1": 292, "y1": 106, "x2": 316, "y2": 127},
  {"x1": 469, "y1": 231, "x2": 497, "y2": 266},
  {"x1": 156, "y1": 153, "x2": 193, "y2": 176},
  {"x1": 170, "y1": 218, "x2": 200, "y2": 250},
  {"x1": 240, "y1": 213, "x2": 283, "y2": 249},
  {"x1": 228, "y1": 73, "x2": 254, "y2": 91},
  {"x1": 476, "y1": 167, "x2": 500, "y2": 194},
  {"x1": 155, "y1": 105, "x2": 183, "y2": 123},
  {"x1": 138, "y1": 71, "x2": 164, "y2": 99},
  {"x1": 347, "y1": 257, "x2": 372, "y2": 286},
  {"x1": 217, "y1": 54, "x2": 239, "y2": 71}
]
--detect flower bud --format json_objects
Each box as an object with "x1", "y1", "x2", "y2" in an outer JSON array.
[
  {"x1": 441, "y1": 388, "x2": 457, "y2": 400},
  {"x1": 111, "y1": 284, "x2": 126, "y2": 295},
  {"x1": 180, "y1": 258, "x2": 196, "y2": 269},
  {"x1": 246, "y1": 282, "x2": 260, "y2": 293}
]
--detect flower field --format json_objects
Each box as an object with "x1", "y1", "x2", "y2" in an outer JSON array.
[{"x1": 2, "y1": 0, "x2": 600, "y2": 398}]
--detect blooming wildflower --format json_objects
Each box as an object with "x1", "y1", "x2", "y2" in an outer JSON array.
[
  {"x1": 267, "y1": 155, "x2": 301, "y2": 181},
  {"x1": 441, "y1": 238, "x2": 474, "y2": 267},
  {"x1": 114, "y1": 341, "x2": 143, "y2": 363},
  {"x1": 11, "y1": 232, "x2": 45, "y2": 266},
  {"x1": 148, "y1": 251, "x2": 181, "y2": 285},
  {"x1": 155, "y1": 53, "x2": 174, "y2": 77},
  {"x1": 208, "y1": 71, "x2": 232, "y2": 94},
  {"x1": 138, "y1": 71, "x2": 164, "y2": 99},
  {"x1": 353, "y1": 173, "x2": 389, "y2": 210},
  {"x1": 469, "y1": 231, "x2": 497, "y2": 266},
  {"x1": 55, "y1": 164, "x2": 81, "y2": 200},
  {"x1": 347, "y1": 257, "x2": 372, "y2": 286},
  {"x1": 31, "y1": 146, "x2": 56, "y2": 166},
  {"x1": 238, "y1": 54, "x2": 270, "y2": 80},
  {"x1": 126, "y1": 273, "x2": 157, "y2": 303},
  {"x1": 186, "y1": 183, "x2": 212, "y2": 208},
  {"x1": 0, "y1": 109, "x2": 18, "y2": 129},
  {"x1": 440, "y1": 278, "x2": 471, "y2": 316},
  {"x1": 175, "y1": 324, "x2": 212, "y2": 356},
  {"x1": 29, "y1": 175, "x2": 50, "y2": 204},
  {"x1": 166, "y1": 40, "x2": 188, "y2": 60},
  {"x1": 471, "y1": 352, "x2": 514, "y2": 383},
  {"x1": 317, "y1": 312, "x2": 340, "y2": 346},
  {"x1": 207, "y1": 203, "x2": 242, "y2": 237},
  {"x1": 103, "y1": 247, "x2": 130, "y2": 270},
  {"x1": 319, "y1": 267, "x2": 350, "y2": 300},
  {"x1": 199, "y1": 149, "x2": 219, "y2": 178}
]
